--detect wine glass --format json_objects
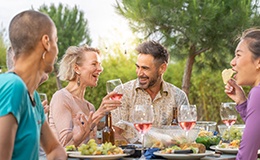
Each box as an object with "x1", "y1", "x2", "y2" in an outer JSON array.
[
  {"x1": 106, "y1": 79, "x2": 124, "y2": 123},
  {"x1": 178, "y1": 104, "x2": 197, "y2": 141},
  {"x1": 106, "y1": 79, "x2": 123, "y2": 100},
  {"x1": 220, "y1": 102, "x2": 237, "y2": 142},
  {"x1": 133, "y1": 104, "x2": 154, "y2": 160},
  {"x1": 39, "y1": 93, "x2": 48, "y2": 121}
]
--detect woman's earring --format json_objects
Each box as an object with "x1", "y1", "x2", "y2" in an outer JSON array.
[
  {"x1": 42, "y1": 51, "x2": 46, "y2": 59},
  {"x1": 77, "y1": 74, "x2": 81, "y2": 86}
]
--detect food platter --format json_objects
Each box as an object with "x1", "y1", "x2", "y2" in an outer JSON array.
[
  {"x1": 210, "y1": 145, "x2": 260, "y2": 154},
  {"x1": 67, "y1": 151, "x2": 129, "y2": 159},
  {"x1": 210, "y1": 145, "x2": 238, "y2": 154},
  {"x1": 66, "y1": 151, "x2": 78, "y2": 154},
  {"x1": 153, "y1": 150, "x2": 214, "y2": 160}
]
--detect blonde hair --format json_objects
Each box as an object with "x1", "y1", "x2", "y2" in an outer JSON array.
[{"x1": 58, "y1": 44, "x2": 100, "y2": 81}]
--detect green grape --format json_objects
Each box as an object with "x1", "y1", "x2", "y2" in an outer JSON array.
[
  {"x1": 78, "y1": 139, "x2": 121, "y2": 155},
  {"x1": 84, "y1": 150, "x2": 90, "y2": 155},
  {"x1": 89, "y1": 148, "x2": 94, "y2": 154},
  {"x1": 100, "y1": 142, "x2": 116, "y2": 155},
  {"x1": 65, "y1": 145, "x2": 76, "y2": 151},
  {"x1": 222, "y1": 127, "x2": 243, "y2": 141},
  {"x1": 78, "y1": 139, "x2": 99, "y2": 155}
]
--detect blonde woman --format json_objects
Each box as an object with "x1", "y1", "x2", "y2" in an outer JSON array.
[{"x1": 49, "y1": 45, "x2": 121, "y2": 147}]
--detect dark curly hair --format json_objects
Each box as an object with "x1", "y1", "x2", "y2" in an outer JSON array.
[{"x1": 135, "y1": 40, "x2": 169, "y2": 66}]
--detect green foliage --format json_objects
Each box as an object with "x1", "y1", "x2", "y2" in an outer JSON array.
[
  {"x1": 164, "y1": 60, "x2": 244, "y2": 124},
  {"x1": 116, "y1": 0, "x2": 255, "y2": 67},
  {"x1": 38, "y1": 3, "x2": 92, "y2": 60},
  {"x1": 0, "y1": 27, "x2": 7, "y2": 71},
  {"x1": 164, "y1": 60, "x2": 185, "y2": 89},
  {"x1": 116, "y1": 0, "x2": 260, "y2": 95},
  {"x1": 113, "y1": 0, "x2": 258, "y2": 123}
]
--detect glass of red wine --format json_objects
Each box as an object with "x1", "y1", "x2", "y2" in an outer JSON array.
[
  {"x1": 178, "y1": 104, "x2": 197, "y2": 141},
  {"x1": 220, "y1": 102, "x2": 237, "y2": 142},
  {"x1": 133, "y1": 104, "x2": 154, "y2": 160},
  {"x1": 106, "y1": 79, "x2": 124, "y2": 123}
]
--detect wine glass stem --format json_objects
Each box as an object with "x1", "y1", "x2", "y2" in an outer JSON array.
[
  {"x1": 119, "y1": 107, "x2": 122, "y2": 122},
  {"x1": 228, "y1": 126, "x2": 231, "y2": 142},
  {"x1": 141, "y1": 133, "x2": 145, "y2": 158},
  {"x1": 185, "y1": 131, "x2": 189, "y2": 139}
]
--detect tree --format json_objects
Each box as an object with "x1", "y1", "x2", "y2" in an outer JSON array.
[
  {"x1": 115, "y1": 0, "x2": 260, "y2": 95},
  {"x1": 38, "y1": 3, "x2": 92, "y2": 89},
  {"x1": 0, "y1": 26, "x2": 7, "y2": 72}
]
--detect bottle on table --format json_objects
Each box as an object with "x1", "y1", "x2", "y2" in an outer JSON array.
[
  {"x1": 171, "y1": 107, "x2": 178, "y2": 126},
  {"x1": 102, "y1": 112, "x2": 115, "y2": 145}
]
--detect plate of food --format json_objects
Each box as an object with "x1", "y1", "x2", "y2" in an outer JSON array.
[
  {"x1": 66, "y1": 139, "x2": 128, "y2": 159},
  {"x1": 209, "y1": 141, "x2": 260, "y2": 155},
  {"x1": 211, "y1": 145, "x2": 260, "y2": 155},
  {"x1": 210, "y1": 139, "x2": 240, "y2": 154},
  {"x1": 154, "y1": 150, "x2": 214, "y2": 160},
  {"x1": 154, "y1": 142, "x2": 214, "y2": 160},
  {"x1": 66, "y1": 150, "x2": 78, "y2": 154},
  {"x1": 68, "y1": 152, "x2": 129, "y2": 159},
  {"x1": 210, "y1": 145, "x2": 238, "y2": 154}
]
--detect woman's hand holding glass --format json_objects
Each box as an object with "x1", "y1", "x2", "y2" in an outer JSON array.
[
  {"x1": 106, "y1": 79, "x2": 124, "y2": 100},
  {"x1": 94, "y1": 91, "x2": 122, "y2": 121},
  {"x1": 106, "y1": 79, "x2": 124, "y2": 124}
]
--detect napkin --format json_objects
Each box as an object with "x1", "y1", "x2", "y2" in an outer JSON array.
[{"x1": 144, "y1": 148, "x2": 166, "y2": 159}]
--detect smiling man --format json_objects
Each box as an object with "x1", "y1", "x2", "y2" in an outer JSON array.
[{"x1": 112, "y1": 40, "x2": 189, "y2": 143}]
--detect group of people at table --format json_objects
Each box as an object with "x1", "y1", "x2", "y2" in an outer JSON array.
[{"x1": 0, "y1": 10, "x2": 260, "y2": 160}]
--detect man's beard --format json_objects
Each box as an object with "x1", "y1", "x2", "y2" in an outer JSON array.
[{"x1": 138, "y1": 72, "x2": 159, "y2": 89}]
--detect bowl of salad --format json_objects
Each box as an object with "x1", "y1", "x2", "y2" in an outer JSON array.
[{"x1": 217, "y1": 124, "x2": 245, "y2": 141}]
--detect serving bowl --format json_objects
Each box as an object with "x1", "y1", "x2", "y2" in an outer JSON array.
[
  {"x1": 217, "y1": 124, "x2": 245, "y2": 135},
  {"x1": 144, "y1": 125, "x2": 200, "y2": 148},
  {"x1": 217, "y1": 124, "x2": 245, "y2": 141},
  {"x1": 196, "y1": 121, "x2": 217, "y2": 132}
]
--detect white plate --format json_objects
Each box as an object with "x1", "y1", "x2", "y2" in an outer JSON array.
[
  {"x1": 210, "y1": 145, "x2": 238, "y2": 154},
  {"x1": 68, "y1": 152, "x2": 129, "y2": 159},
  {"x1": 153, "y1": 150, "x2": 214, "y2": 160},
  {"x1": 210, "y1": 145, "x2": 260, "y2": 155},
  {"x1": 66, "y1": 150, "x2": 78, "y2": 154}
]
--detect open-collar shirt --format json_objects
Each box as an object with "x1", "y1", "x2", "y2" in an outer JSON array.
[{"x1": 111, "y1": 79, "x2": 189, "y2": 143}]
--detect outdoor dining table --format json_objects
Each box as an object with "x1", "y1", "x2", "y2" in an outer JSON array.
[
  {"x1": 67, "y1": 152, "x2": 237, "y2": 160},
  {"x1": 68, "y1": 155, "x2": 236, "y2": 160}
]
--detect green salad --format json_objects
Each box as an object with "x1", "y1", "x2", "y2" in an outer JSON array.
[{"x1": 195, "y1": 130, "x2": 221, "y2": 149}]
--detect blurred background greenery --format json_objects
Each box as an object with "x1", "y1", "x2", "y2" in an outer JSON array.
[{"x1": 1, "y1": 0, "x2": 258, "y2": 125}]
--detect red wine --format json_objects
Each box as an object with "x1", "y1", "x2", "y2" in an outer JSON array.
[
  {"x1": 134, "y1": 122, "x2": 152, "y2": 134},
  {"x1": 111, "y1": 93, "x2": 123, "y2": 100},
  {"x1": 222, "y1": 119, "x2": 236, "y2": 126},
  {"x1": 179, "y1": 121, "x2": 196, "y2": 131}
]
